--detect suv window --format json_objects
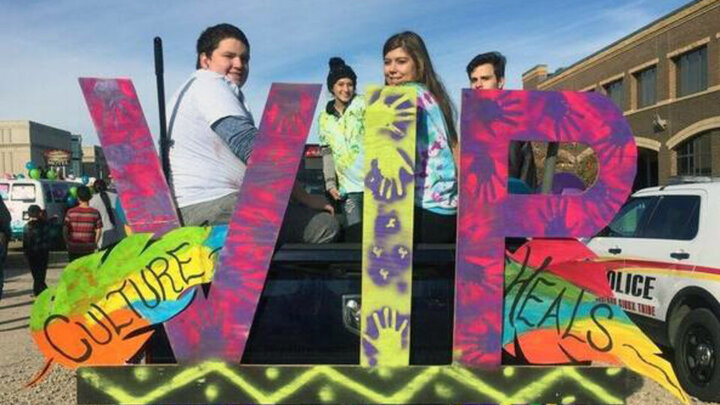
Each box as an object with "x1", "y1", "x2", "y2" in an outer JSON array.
[
  {"x1": 601, "y1": 196, "x2": 658, "y2": 237},
  {"x1": 639, "y1": 195, "x2": 700, "y2": 241}
]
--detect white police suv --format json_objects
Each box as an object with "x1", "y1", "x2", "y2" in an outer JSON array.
[{"x1": 587, "y1": 177, "x2": 720, "y2": 401}]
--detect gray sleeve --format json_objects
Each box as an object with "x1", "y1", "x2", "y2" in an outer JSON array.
[
  {"x1": 211, "y1": 115, "x2": 257, "y2": 164},
  {"x1": 321, "y1": 146, "x2": 337, "y2": 191}
]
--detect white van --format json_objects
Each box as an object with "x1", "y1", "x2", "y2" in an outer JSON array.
[{"x1": 0, "y1": 179, "x2": 81, "y2": 240}]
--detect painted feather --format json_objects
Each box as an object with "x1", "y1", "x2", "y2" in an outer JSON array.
[
  {"x1": 504, "y1": 241, "x2": 688, "y2": 403},
  {"x1": 28, "y1": 226, "x2": 227, "y2": 384}
]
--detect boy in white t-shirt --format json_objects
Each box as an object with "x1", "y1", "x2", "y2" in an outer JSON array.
[{"x1": 167, "y1": 23, "x2": 338, "y2": 243}]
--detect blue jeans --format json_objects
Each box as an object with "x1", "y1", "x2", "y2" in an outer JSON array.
[
  {"x1": 341, "y1": 192, "x2": 363, "y2": 243},
  {"x1": 342, "y1": 192, "x2": 363, "y2": 228}
]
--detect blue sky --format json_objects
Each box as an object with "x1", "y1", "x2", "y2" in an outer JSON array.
[{"x1": 0, "y1": 0, "x2": 691, "y2": 145}]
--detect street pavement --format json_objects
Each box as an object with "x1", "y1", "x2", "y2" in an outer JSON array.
[{"x1": 0, "y1": 243, "x2": 75, "y2": 405}]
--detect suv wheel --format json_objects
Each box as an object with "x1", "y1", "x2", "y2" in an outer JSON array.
[{"x1": 673, "y1": 308, "x2": 720, "y2": 401}]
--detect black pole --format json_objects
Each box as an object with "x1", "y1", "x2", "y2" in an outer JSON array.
[
  {"x1": 147, "y1": 38, "x2": 180, "y2": 365},
  {"x1": 154, "y1": 37, "x2": 170, "y2": 182},
  {"x1": 541, "y1": 142, "x2": 559, "y2": 194}
]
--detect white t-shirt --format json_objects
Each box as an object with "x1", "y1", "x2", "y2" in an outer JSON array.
[
  {"x1": 89, "y1": 191, "x2": 126, "y2": 249},
  {"x1": 167, "y1": 70, "x2": 253, "y2": 208}
]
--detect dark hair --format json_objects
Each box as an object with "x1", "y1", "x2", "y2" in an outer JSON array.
[
  {"x1": 196, "y1": 23, "x2": 250, "y2": 69},
  {"x1": 383, "y1": 31, "x2": 457, "y2": 146},
  {"x1": 93, "y1": 180, "x2": 116, "y2": 226},
  {"x1": 76, "y1": 186, "x2": 92, "y2": 203},
  {"x1": 93, "y1": 179, "x2": 107, "y2": 193},
  {"x1": 326, "y1": 57, "x2": 357, "y2": 92},
  {"x1": 28, "y1": 204, "x2": 41, "y2": 219},
  {"x1": 466, "y1": 51, "x2": 506, "y2": 80}
]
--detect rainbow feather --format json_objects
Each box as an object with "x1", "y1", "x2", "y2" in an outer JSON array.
[
  {"x1": 504, "y1": 241, "x2": 688, "y2": 403},
  {"x1": 28, "y1": 226, "x2": 226, "y2": 384}
]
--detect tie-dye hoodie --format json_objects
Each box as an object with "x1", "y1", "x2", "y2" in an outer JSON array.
[{"x1": 317, "y1": 96, "x2": 366, "y2": 194}]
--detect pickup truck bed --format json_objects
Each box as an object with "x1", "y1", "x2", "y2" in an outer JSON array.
[{"x1": 150, "y1": 243, "x2": 457, "y2": 365}]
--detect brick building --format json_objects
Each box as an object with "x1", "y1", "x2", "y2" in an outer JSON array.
[{"x1": 523, "y1": 0, "x2": 720, "y2": 188}]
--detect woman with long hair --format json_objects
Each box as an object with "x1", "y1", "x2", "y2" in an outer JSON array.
[
  {"x1": 89, "y1": 179, "x2": 126, "y2": 249},
  {"x1": 382, "y1": 31, "x2": 458, "y2": 243}
]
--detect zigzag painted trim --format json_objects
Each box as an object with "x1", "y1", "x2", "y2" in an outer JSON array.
[{"x1": 77, "y1": 363, "x2": 630, "y2": 404}]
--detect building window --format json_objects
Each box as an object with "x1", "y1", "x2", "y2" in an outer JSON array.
[
  {"x1": 634, "y1": 66, "x2": 656, "y2": 108},
  {"x1": 676, "y1": 46, "x2": 707, "y2": 97},
  {"x1": 676, "y1": 131, "x2": 712, "y2": 176},
  {"x1": 603, "y1": 79, "x2": 624, "y2": 109}
]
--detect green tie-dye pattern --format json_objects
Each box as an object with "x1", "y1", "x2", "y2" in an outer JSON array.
[{"x1": 318, "y1": 96, "x2": 366, "y2": 194}]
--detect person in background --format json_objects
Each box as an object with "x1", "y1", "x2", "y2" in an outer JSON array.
[
  {"x1": 0, "y1": 195, "x2": 10, "y2": 300},
  {"x1": 64, "y1": 186, "x2": 102, "y2": 261},
  {"x1": 318, "y1": 57, "x2": 365, "y2": 242},
  {"x1": 466, "y1": 51, "x2": 537, "y2": 190},
  {"x1": 90, "y1": 179, "x2": 126, "y2": 249},
  {"x1": 382, "y1": 31, "x2": 458, "y2": 243},
  {"x1": 23, "y1": 205, "x2": 50, "y2": 296}
]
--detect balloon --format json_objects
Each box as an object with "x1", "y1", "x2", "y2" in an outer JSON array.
[
  {"x1": 68, "y1": 186, "x2": 78, "y2": 198},
  {"x1": 25, "y1": 161, "x2": 36, "y2": 170},
  {"x1": 17, "y1": 174, "x2": 25, "y2": 179},
  {"x1": 29, "y1": 168, "x2": 41, "y2": 179},
  {"x1": 46, "y1": 170, "x2": 57, "y2": 180},
  {"x1": 81, "y1": 175, "x2": 89, "y2": 185},
  {"x1": 66, "y1": 196, "x2": 78, "y2": 206}
]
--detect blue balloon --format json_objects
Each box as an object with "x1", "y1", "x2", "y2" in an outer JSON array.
[
  {"x1": 81, "y1": 175, "x2": 90, "y2": 185},
  {"x1": 66, "y1": 196, "x2": 78, "y2": 206},
  {"x1": 25, "y1": 161, "x2": 36, "y2": 170},
  {"x1": 17, "y1": 174, "x2": 25, "y2": 179}
]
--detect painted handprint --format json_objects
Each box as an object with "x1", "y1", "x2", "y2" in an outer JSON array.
[
  {"x1": 364, "y1": 86, "x2": 417, "y2": 203},
  {"x1": 366, "y1": 88, "x2": 415, "y2": 141},
  {"x1": 361, "y1": 307, "x2": 410, "y2": 366},
  {"x1": 463, "y1": 90, "x2": 522, "y2": 139},
  {"x1": 364, "y1": 149, "x2": 415, "y2": 202}
]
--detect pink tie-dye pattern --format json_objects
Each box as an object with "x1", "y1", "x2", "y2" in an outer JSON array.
[
  {"x1": 163, "y1": 84, "x2": 321, "y2": 362},
  {"x1": 79, "y1": 78, "x2": 180, "y2": 235},
  {"x1": 454, "y1": 89, "x2": 636, "y2": 367}
]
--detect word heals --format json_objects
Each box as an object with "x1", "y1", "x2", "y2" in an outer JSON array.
[{"x1": 506, "y1": 254, "x2": 613, "y2": 353}]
